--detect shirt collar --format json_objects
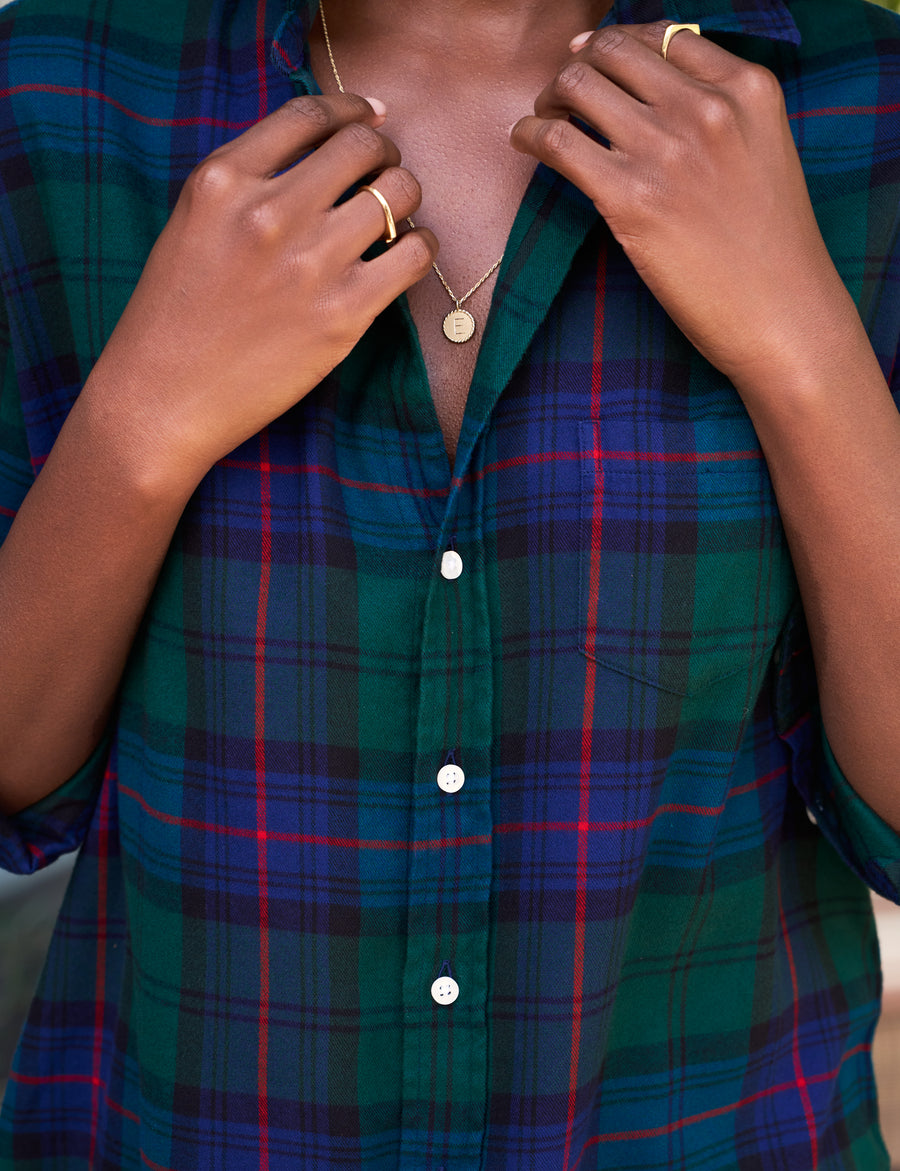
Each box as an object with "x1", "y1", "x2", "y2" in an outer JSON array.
[{"x1": 284, "y1": 0, "x2": 800, "y2": 47}]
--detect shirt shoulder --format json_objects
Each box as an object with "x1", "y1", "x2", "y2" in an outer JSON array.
[
  {"x1": 777, "y1": 0, "x2": 900, "y2": 369},
  {"x1": 0, "y1": 0, "x2": 206, "y2": 40},
  {"x1": 0, "y1": 0, "x2": 213, "y2": 106}
]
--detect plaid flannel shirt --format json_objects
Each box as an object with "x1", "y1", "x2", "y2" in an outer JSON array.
[{"x1": 1, "y1": 0, "x2": 900, "y2": 1166}]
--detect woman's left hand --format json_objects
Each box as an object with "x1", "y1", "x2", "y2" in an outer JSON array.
[
  {"x1": 510, "y1": 22, "x2": 853, "y2": 391},
  {"x1": 515, "y1": 22, "x2": 900, "y2": 829}
]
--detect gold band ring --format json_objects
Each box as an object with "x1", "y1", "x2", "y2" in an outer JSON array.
[
  {"x1": 358, "y1": 184, "x2": 397, "y2": 244},
  {"x1": 660, "y1": 22, "x2": 701, "y2": 61}
]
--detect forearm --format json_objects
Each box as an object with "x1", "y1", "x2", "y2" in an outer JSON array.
[
  {"x1": 510, "y1": 23, "x2": 900, "y2": 829},
  {"x1": 0, "y1": 94, "x2": 439, "y2": 818},
  {"x1": 0, "y1": 377, "x2": 195, "y2": 815},
  {"x1": 735, "y1": 299, "x2": 900, "y2": 830}
]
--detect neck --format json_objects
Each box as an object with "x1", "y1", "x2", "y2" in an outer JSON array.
[
  {"x1": 317, "y1": 0, "x2": 612, "y2": 61},
  {"x1": 310, "y1": 0, "x2": 614, "y2": 463}
]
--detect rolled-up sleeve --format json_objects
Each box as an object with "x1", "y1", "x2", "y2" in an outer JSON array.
[
  {"x1": 775, "y1": 281, "x2": 900, "y2": 906},
  {"x1": 0, "y1": 736, "x2": 109, "y2": 874},
  {"x1": 776, "y1": 604, "x2": 900, "y2": 905}
]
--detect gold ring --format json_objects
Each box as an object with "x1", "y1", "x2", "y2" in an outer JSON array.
[
  {"x1": 358, "y1": 184, "x2": 397, "y2": 243},
  {"x1": 661, "y1": 22, "x2": 701, "y2": 61}
]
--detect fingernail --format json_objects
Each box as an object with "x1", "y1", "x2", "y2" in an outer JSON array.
[
  {"x1": 363, "y1": 96, "x2": 387, "y2": 118},
  {"x1": 569, "y1": 30, "x2": 593, "y2": 51}
]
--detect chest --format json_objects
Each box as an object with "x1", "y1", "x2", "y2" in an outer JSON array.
[
  {"x1": 308, "y1": 35, "x2": 563, "y2": 460},
  {"x1": 397, "y1": 110, "x2": 538, "y2": 463}
]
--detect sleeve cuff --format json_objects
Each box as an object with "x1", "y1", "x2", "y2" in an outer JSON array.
[
  {"x1": 0, "y1": 736, "x2": 109, "y2": 874},
  {"x1": 775, "y1": 602, "x2": 900, "y2": 905},
  {"x1": 810, "y1": 735, "x2": 900, "y2": 905}
]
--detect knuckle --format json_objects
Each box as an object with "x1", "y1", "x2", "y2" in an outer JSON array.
[
  {"x1": 536, "y1": 118, "x2": 574, "y2": 160},
  {"x1": 588, "y1": 27, "x2": 629, "y2": 57},
  {"x1": 404, "y1": 232, "x2": 436, "y2": 276},
  {"x1": 186, "y1": 156, "x2": 239, "y2": 204},
  {"x1": 649, "y1": 20, "x2": 672, "y2": 48},
  {"x1": 339, "y1": 119, "x2": 384, "y2": 159},
  {"x1": 390, "y1": 167, "x2": 422, "y2": 208},
  {"x1": 555, "y1": 61, "x2": 593, "y2": 101},
  {"x1": 695, "y1": 90, "x2": 736, "y2": 133},
  {"x1": 237, "y1": 198, "x2": 282, "y2": 244},
  {"x1": 737, "y1": 62, "x2": 782, "y2": 105},
  {"x1": 282, "y1": 95, "x2": 331, "y2": 129}
]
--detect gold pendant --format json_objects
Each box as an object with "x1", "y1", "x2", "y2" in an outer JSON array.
[{"x1": 443, "y1": 308, "x2": 476, "y2": 344}]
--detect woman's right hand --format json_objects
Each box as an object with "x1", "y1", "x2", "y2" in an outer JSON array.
[
  {"x1": 0, "y1": 94, "x2": 437, "y2": 809},
  {"x1": 86, "y1": 93, "x2": 436, "y2": 495}
]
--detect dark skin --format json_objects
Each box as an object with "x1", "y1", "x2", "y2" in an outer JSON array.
[
  {"x1": 1, "y1": 3, "x2": 899, "y2": 836},
  {"x1": 308, "y1": 0, "x2": 612, "y2": 457}
]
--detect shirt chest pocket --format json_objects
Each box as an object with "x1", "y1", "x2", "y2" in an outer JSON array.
[{"x1": 578, "y1": 421, "x2": 795, "y2": 699}]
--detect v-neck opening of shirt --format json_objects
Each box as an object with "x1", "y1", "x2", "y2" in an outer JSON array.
[
  {"x1": 284, "y1": 25, "x2": 604, "y2": 522},
  {"x1": 385, "y1": 160, "x2": 602, "y2": 529},
  {"x1": 391, "y1": 177, "x2": 535, "y2": 487}
]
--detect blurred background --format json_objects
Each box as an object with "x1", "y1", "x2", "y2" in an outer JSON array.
[
  {"x1": 1, "y1": 0, "x2": 899, "y2": 1160},
  {"x1": 876, "y1": 893, "x2": 900, "y2": 1166}
]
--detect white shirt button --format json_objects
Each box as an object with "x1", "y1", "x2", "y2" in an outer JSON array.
[
  {"x1": 437, "y1": 764, "x2": 465, "y2": 794},
  {"x1": 440, "y1": 550, "x2": 463, "y2": 580},
  {"x1": 431, "y1": 975, "x2": 460, "y2": 1006}
]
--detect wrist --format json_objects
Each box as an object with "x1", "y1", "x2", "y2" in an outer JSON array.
[
  {"x1": 74, "y1": 360, "x2": 213, "y2": 511},
  {"x1": 725, "y1": 286, "x2": 876, "y2": 415}
]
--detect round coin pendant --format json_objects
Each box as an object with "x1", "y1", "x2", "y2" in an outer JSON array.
[{"x1": 443, "y1": 308, "x2": 476, "y2": 344}]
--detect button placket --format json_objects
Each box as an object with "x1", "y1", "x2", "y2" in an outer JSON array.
[{"x1": 399, "y1": 518, "x2": 493, "y2": 1167}]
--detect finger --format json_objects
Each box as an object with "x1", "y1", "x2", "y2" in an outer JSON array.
[
  {"x1": 334, "y1": 166, "x2": 423, "y2": 255},
  {"x1": 626, "y1": 20, "x2": 787, "y2": 121},
  {"x1": 510, "y1": 114, "x2": 621, "y2": 213},
  {"x1": 534, "y1": 57, "x2": 653, "y2": 143},
  {"x1": 357, "y1": 227, "x2": 440, "y2": 311},
  {"x1": 560, "y1": 25, "x2": 700, "y2": 107},
  {"x1": 620, "y1": 21, "x2": 750, "y2": 87},
  {"x1": 283, "y1": 119, "x2": 402, "y2": 208},
  {"x1": 211, "y1": 93, "x2": 388, "y2": 178}
]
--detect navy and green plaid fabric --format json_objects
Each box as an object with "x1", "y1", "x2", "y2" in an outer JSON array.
[{"x1": 1, "y1": 0, "x2": 900, "y2": 1166}]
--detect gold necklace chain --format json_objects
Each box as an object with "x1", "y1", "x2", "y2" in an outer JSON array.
[{"x1": 318, "y1": 0, "x2": 503, "y2": 342}]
